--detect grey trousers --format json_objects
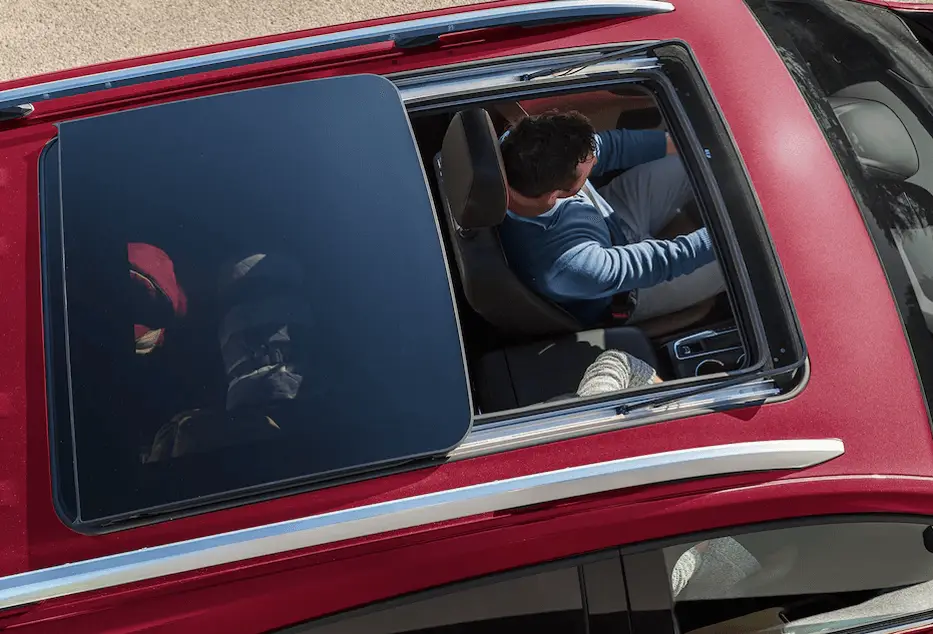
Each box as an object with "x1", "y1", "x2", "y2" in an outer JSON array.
[{"x1": 596, "y1": 155, "x2": 725, "y2": 323}]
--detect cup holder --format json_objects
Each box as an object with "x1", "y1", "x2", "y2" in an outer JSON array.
[{"x1": 694, "y1": 359, "x2": 726, "y2": 377}]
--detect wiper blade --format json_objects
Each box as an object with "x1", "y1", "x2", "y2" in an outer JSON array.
[{"x1": 520, "y1": 40, "x2": 660, "y2": 81}]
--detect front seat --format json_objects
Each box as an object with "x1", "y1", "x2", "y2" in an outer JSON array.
[
  {"x1": 435, "y1": 108, "x2": 659, "y2": 411},
  {"x1": 434, "y1": 107, "x2": 580, "y2": 336}
]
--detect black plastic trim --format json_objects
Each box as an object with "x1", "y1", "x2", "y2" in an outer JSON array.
[{"x1": 39, "y1": 136, "x2": 81, "y2": 526}]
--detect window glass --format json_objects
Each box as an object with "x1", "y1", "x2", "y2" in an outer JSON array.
[
  {"x1": 42, "y1": 74, "x2": 472, "y2": 524},
  {"x1": 664, "y1": 522, "x2": 933, "y2": 633},
  {"x1": 290, "y1": 565, "x2": 588, "y2": 633},
  {"x1": 746, "y1": 0, "x2": 933, "y2": 415}
]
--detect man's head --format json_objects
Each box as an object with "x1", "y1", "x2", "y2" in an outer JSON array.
[{"x1": 500, "y1": 111, "x2": 597, "y2": 214}]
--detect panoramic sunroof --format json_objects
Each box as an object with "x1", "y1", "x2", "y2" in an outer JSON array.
[{"x1": 43, "y1": 74, "x2": 471, "y2": 526}]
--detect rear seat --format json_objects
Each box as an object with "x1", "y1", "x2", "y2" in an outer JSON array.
[
  {"x1": 476, "y1": 328, "x2": 658, "y2": 411},
  {"x1": 435, "y1": 108, "x2": 658, "y2": 412}
]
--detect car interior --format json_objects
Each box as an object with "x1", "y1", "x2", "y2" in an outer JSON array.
[
  {"x1": 827, "y1": 80, "x2": 933, "y2": 336},
  {"x1": 408, "y1": 85, "x2": 745, "y2": 416},
  {"x1": 668, "y1": 523, "x2": 933, "y2": 633}
]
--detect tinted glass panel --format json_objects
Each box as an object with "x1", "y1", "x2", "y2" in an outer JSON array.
[
  {"x1": 43, "y1": 74, "x2": 471, "y2": 523},
  {"x1": 746, "y1": 0, "x2": 933, "y2": 417},
  {"x1": 291, "y1": 565, "x2": 587, "y2": 633},
  {"x1": 662, "y1": 522, "x2": 933, "y2": 634}
]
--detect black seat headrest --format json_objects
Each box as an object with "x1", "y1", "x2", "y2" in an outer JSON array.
[
  {"x1": 829, "y1": 95, "x2": 919, "y2": 181},
  {"x1": 439, "y1": 109, "x2": 508, "y2": 230}
]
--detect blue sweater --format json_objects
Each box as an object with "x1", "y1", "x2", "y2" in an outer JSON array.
[{"x1": 499, "y1": 129, "x2": 715, "y2": 326}]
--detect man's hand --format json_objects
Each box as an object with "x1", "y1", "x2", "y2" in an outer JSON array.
[{"x1": 666, "y1": 132, "x2": 678, "y2": 155}]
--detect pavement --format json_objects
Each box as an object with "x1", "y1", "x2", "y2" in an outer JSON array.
[
  {"x1": 0, "y1": 0, "x2": 476, "y2": 82},
  {"x1": 6, "y1": 0, "x2": 933, "y2": 83}
]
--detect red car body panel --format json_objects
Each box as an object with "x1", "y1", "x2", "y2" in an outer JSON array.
[
  {"x1": 0, "y1": 0, "x2": 930, "y2": 630},
  {"x1": 8, "y1": 476, "x2": 933, "y2": 632}
]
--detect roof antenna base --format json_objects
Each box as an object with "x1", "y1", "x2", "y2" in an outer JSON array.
[{"x1": 0, "y1": 104, "x2": 34, "y2": 122}]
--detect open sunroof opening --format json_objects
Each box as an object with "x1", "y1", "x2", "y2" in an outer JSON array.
[{"x1": 42, "y1": 74, "x2": 472, "y2": 526}]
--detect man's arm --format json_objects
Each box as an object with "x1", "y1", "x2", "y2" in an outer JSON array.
[
  {"x1": 591, "y1": 128, "x2": 669, "y2": 178},
  {"x1": 546, "y1": 228, "x2": 716, "y2": 299}
]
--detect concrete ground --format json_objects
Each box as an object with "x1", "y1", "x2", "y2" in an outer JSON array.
[
  {"x1": 5, "y1": 0, "x2": 933, "y2": 83},
  {"x1": 0, "y1": 0, "x2": 476, "y2": 82}
]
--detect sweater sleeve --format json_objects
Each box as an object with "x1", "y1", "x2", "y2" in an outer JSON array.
[
  {"x1": 547, "y1": 227, "x2": 716, "y2": 299},
  {"x1": 591, "y1": 129, "x2": 668, "y2": 177}
]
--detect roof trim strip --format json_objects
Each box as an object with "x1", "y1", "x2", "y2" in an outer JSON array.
[
  {"x1": 0, "y1": 439, "x2": 842, "y2": 610},
  {"x1": 0, "y1": 0, "x2": 674, "y2": 112}
]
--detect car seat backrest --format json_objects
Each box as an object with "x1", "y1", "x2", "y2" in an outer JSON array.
[
  {"x1": 217, "y1": 252, "x2": 313, "y2": 411},
  {"x1": 436, "y1": 108, "x2": 581, "y2": 336}
]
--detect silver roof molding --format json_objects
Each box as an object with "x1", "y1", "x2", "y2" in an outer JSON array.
[
  {"x1": 0, "y1": 439, "x2": 842, "y2": 610},
  {"x1": 453, "y1": 379, "x2": 782, "y2": 459},
  {"x1": 0, "y1": 0, "x2": 674, "y2": 112}
]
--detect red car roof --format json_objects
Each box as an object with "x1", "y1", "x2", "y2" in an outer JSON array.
[{"x1": 0, "y1": 0, "x2": 930, "y2": 629}]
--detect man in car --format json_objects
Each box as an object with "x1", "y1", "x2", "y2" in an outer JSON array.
[{"x1": 499, "y1": 111, "x2": 724, "y2": 327}]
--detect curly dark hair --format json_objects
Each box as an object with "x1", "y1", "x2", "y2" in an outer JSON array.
[{"x1": 500, "y1": 111, "x2": 597, "y2": 198}]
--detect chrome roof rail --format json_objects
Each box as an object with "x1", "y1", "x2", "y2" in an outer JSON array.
[
  {"x1": 0, "y1": 439, "x2": 841, "y2": 610},
  {"x1": 0, "y1": 0, "x2": 674, "y2": 113}
]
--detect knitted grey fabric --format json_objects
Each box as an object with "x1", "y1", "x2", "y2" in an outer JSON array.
[
  {"x1": 788, "y1": 579, "x2": 933, "y2": 631},
  {"x1": 576, "y1": 349, "x2": 657, "y2": 397},
  {"x1": 671, "y1": 538, "x2": 762, "y2": 600}
]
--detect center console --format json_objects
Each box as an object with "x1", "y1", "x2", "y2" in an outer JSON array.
[{"x1": 664, "y1": 323, "x2": 747, "y2": 378}]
